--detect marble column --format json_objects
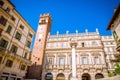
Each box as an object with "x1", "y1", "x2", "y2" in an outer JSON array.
[{"x1": 69, "y1": 39, "x2": 78, "y2": 80}]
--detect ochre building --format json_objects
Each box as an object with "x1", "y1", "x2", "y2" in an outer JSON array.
[{"x1": 0, "y1": 0, "x2": 35, "y2": 80}]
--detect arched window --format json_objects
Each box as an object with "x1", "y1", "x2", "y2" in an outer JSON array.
[
  {"x1": 56, "y1": 73, "x2": 65, "y2": 80},
  {"x1": 45, "y1": 73, "x2": 53, "y2": 80},
  {"x1": 95, "y1": 73, "x2": 104, "y2": 79},
  {"x1": 82, "y1": 73, "x2": 91, "y2": 80}
]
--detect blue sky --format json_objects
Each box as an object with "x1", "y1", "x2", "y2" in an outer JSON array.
[{"x1": 11, "y1": 0, "x2": 120, "y2": 35}]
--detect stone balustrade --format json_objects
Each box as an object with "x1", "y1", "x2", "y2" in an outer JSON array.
[{"x1": 45, "y1": 64, "x2": 107, "y2": 70}]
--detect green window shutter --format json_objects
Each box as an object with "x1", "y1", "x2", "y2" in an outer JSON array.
[
  {"x1": 4, "y1": 40, "x2": 8, "y2": 48},
  {"x1": 19, "y1": 34, "x2": 21, "y2": 40},
  {"x1": 15, "y1": 32, "x2": 21, "y2": 40},
  {"x1": 0, "y1": 38, "x2": 8, "y2": 48},
  {"x1": 0, "y1": 38, "x2": 3, "y2": 46},
  {"x1": 11, "y1": 45, "x2": 18, "y2": 54},
  {"x1": 6, "y1": 25, "x2": 12, "y2": 33},
  {"x1": 15, "y1": 47, "x2": 18, "y2": 54}
]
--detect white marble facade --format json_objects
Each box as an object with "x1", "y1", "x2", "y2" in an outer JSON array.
[{"x1": 42, "y1": 30, "x2": 118, "y2": 80}]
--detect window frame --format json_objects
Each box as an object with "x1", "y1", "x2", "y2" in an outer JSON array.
[
  {"x1": 82, "y1": 57, "x2": 88, "y2": 64},
  {"x1": 0, "y1": 16, "x2": 7, "y2": 26},
  {"x1": 59, "y1": 58, "x2": 64, "y2": 65},
  {"x1": 0, "y1": 38, "x2": 8, "y2": 48},
  {"x1": 0, "y1": 1, "x2": 4, "y2": 7},
  {"x1": 26, "y1": 40, "x2": 31, "y2": 48},
  {"x1": 6, "y1": 25, "x2": 12, "y2": 34},
  {"x1": 94, "y1": 57, "x2": 100, "y2": 64},
  {"x1": 5, "y1": 59, "x2": 13, "y2": 67},
  {"x1": 20, "y1": 64, "x2": 26, "y2": 70},
  {"x1": 11, "y1": 45, "x2": 18, "y2": 54},
  {"x1": 15, "y1": 32, "x2": 22, "y2": 40}
]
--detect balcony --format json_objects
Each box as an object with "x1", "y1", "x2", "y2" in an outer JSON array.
[
  {"x1": 2, "y1": 31, "x2": 12, "y2": 40},
  {"x1": 0, "y1": 47, "x2": 31, "y2": 65},
  {"x1": 45, "y1": 65, "x2": 53, "y2": 70},
  {"x1": 81, "y1": 65, "x2": 89, "y2": 69},
  {"x1": 94, "y1": 64, "x2": 107, "y2": 69},
  {"x1": 58, "y1": 65, "x2": 64, "y2": 70},
  {"x1": 13, "y1": 38, "x2": 24, "y2": 49},
  {"x1": 0, "y1": 7, "x2": 10, "y2": 18}
]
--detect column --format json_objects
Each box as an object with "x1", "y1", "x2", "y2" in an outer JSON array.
[
  {"x1": 54, "y1": 54, "x2": 57, "y2": 64},
  {"x1": 89, "y1": 53, "x2": 92, "y2": 64},
  {"x1": 69, "y1": 39, "x2": 78, "y2": 80},
  {"x1": 65, "y1": 53, "x2": 68, "y2": 65},
  {"x1": 77, "y1": 54, "x2": 79, "y2": 65},
  {"x1": 72, "y1": 45, "x2": 77, "y2": 78},
  {"x1": 100, "y1": 52, "x2": 105, "y2": 64}
]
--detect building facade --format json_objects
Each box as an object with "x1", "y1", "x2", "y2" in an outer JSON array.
[
  {"x1": 0, "y1": 0, "x2": 35, "y2": 80},
  {"x1": 42, "y1": 31, "x2": 118, "y2": 80},
  {"x1": 107, "y1": 4, "x2": 120, "y2": 53}
]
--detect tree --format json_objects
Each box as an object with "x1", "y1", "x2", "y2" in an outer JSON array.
[{"x1": 114, "y1": 63, "x2": 120, "y2": 74}]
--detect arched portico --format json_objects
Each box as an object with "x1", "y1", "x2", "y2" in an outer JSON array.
[
  {"x1": 82, "y1": 73, "x2": 91, "y2": 80},
  {"x1": 45, "y1": 73, "x2": 53, "y2": 80},
  {"x1": 95, "y1": 73, "x2": 104, "y2": 79},
  {"x1": 56, "y1": 73, "x2": 65, "y2": 80}
]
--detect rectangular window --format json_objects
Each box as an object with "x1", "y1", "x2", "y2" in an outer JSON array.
[
  {"x1": 20, "y1": 25, "x2": 24, "y2": 30},
  {"x1": 6, "y1": 25, "x2": 12, "y2": 34},
  {"x1": 20, "y1": 64, "x2": 26, "y2": 70},
  {"x1": 94, "y1": 57, "x2": 100, "y2": 64},
  {"x1": 49, "y1": 58, "x2": 52, "y2": 64},
  {"x1": 92, "y1": 41, "x2": 97, "y2": 45},
  {"x1": 11, "y1": 16, "x2": 16, "y2": 22},
  {"x1": 0, "y1": 16, "x2": 7, "y2": 26},
  {"x1": 0, "y1": 38, "x2": 8, "y2": 48},
  {"x1": 0, "y1": 57, "x2": 2, "y2": 64},
  {"x1": 24, "y1": 53, "x2": 27, "y2": 59},
  {"x1": 0, "y1": 1, "x2": 4, "y2": 7},
  {"x1": 11, "y1": 45, "x2": 18, "y2": 54},
  {"x1": 82, "y1": 57, "x2": 87, "y2": 64},
  {"x1": 28, "y1": 32, "x2": 33, "y2": 38},
  {"x1": 5, "y1": 59, "x2": 13, "y2": 67},
  {"x1": 15, "y1": 32, "x2": 21, "y2": 40},
  {"x1": 26, "y1": 40, "x2": 31, "y2": 48},
  {"x1": 5, "y1": 7, "x2": 10, "y2": 13},
  {"x1": 59, "y1": 58, "x2": 64, "y2": 65},
  {"x1": 82, "y1": 42, "x2": 84, "y2": 47}
]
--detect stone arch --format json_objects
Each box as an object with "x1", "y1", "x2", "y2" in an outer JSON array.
[
  {"x1": 82, "y1": 73, "x2": 91, "y2": 80},
  {"x1": 95, "y1": 73, "x2": 104, "y2": 79},
  {"x1": 68, "y1": 73, "x2": 72, "y2": 80},
  {"x1": 56, "y1": 73, "x2": 65, "y2": 80},
  {"x1": 45, "y1": 73, "x2": 53, "y2": 80}
]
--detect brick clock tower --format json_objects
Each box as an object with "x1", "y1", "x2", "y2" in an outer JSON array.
[
  {"x1": 26, "y1": 14, "x2": 52, "y2": 80},
  {"x1": 32, "y1": 13, "x2": 52, "y2": 65}
]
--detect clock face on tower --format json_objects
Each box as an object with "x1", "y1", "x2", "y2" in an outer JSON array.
[{"x1": 39, "y1": 34, "x2": 43, "y2": 39}]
